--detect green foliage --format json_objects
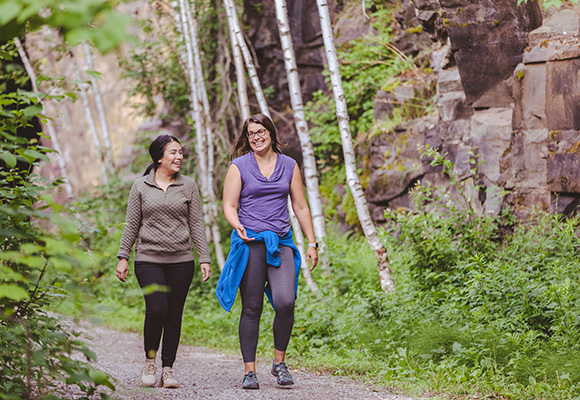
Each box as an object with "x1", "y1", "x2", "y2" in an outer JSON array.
[
  {"x1": 120, "y1": 20, "x2": 190, "y2": 119},
  {"x1": 386, "y1": 145, "x2": 506, "y2": 289},
  {"x1": 520, "y1": 0, "x2": 578, "y2": 10},
  {"x1": 0, "y1": 0, "x2": 135, "y2": 53},
  {"x1": 0, "y1": 40, "x2": 114, "y2": 399},
  {"x1": 60, "y1": 155, "x2": 580, "y2": 398},
  {"x1": 305, "y1": 1, "x2": 432, "y2": 170}
]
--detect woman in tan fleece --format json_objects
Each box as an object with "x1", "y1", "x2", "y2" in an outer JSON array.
[{"x1": 116, "y1": 135, "x2": 211, "y2": 388}]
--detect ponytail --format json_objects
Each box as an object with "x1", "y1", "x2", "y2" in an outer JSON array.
[{"x1": 143, "y1": 163, "x2": 156, "y2": 176}]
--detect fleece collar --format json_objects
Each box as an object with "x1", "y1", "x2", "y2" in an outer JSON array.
[{"x1": 144, "y1": 169, "x2": 184, "y2": 188}]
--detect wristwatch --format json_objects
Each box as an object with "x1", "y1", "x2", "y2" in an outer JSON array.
[{"x1": 307, "y1": 242, "x2": 319, "y2": 249}]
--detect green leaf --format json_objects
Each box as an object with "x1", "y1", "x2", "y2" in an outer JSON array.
[
  {"x1": 0, "y1": 2, "x2": 21, "y2": 26},
  {"x1": 18, "y1": 1, "x2": 46, "y2": 24},
  {"x1": 0, "y1": 284, "x2": 29, "y2": 301},
  {"x1": 89, "y1": 369, "x2": 115, "y2": 390},
  {"x1": 0, "y1": 150, "x2": 17, "y2": 168},
  {"x1": 22, "y1": 103, "x2": 43, "y2": 119},
  {"x1": 24, "y1": 148, "x2": 50, "y2": 162},
  {"x1": 0, "y1": 265, "x2": 25, "y2": 282},
  {"x1": 85, "y1": 70, "x2": 102, "y2": 79}
]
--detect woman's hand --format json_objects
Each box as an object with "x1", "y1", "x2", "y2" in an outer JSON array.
[
  {"x1": 200, "y1": 262, "x2": 211, "y2": 282},
  {"x1": 236, "y1": 224, "x2": 255, "y2": 243},
  {"x1": 306, "y1": 246, "x2": 318, "y2": 271},
  {"x1": 116, "y1": 258, "x2": 129, "y2": 282}
]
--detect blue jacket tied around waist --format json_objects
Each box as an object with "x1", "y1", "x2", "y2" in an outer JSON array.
[{"x1": 215, "y1": 228, "x2": 301, "y2": 312}]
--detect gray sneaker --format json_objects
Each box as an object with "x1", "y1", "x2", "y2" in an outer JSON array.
[
  {"x1": 271, "y1": 361, "x2": 294, "y2": 386},
  {"x1": 140, "y1": 359, "x2": 156, "y2": 387},
  {"x1": 161, "y1": 366, "x2": 179, "y2": 388},
  {"x1": 242, "y1": 370, "x2": 259, "y2": 389}
]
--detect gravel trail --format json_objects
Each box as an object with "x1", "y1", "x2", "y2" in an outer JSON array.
[{"x1": 70, "y1": 321, "x2": 420, "y2": 400}]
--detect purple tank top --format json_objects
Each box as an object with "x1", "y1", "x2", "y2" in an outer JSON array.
[{"x1": 232, "y1": 152, "x2": 296, "y2": 236}]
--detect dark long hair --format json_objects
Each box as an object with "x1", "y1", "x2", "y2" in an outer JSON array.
[
  {"x1": 230, "y1": 113, "x2": 284, "y2": 160},
  {"x1": 143, "y1": 135, "x2": 181, "y2": 176}
]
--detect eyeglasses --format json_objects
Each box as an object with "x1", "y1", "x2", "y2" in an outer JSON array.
[{"x1": 246, "y1": 128, "x2": 268, "y2": 139}]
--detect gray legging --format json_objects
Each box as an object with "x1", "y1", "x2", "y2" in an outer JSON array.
[{"x1": 239, "y1": 242, "x2": 296, "y2": 363}]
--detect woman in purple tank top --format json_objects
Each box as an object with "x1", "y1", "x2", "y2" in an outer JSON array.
[{"x1": 223, "y1": 113, "x2": 319, "y2": 389}]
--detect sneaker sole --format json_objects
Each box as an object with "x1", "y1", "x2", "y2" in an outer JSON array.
[{"x1": 242, "y1": 385, "x2": 259, "y2": 390}]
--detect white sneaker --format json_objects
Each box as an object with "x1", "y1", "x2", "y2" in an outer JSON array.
[
  {"x1": 161, "y1": 366, "x2": 179, "y2": 388},
  {"x1": 141, "y1": 359, "x2": 156, "y2": 387}
]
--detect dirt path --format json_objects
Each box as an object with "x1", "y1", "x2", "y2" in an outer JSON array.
[{"x1": 68, "y1": 321, "x2": 421, "y2": 400}]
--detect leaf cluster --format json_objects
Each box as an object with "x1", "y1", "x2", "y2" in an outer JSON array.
[
  {"x1": 1, "y1": 40, "x2": 115, "y2": 399},
  {"x1": 0, "y1": 0, "x2": 135, "y2": 53},
  {"x1": 305, "y1": 1, "x2": 430, "y2": 171}
]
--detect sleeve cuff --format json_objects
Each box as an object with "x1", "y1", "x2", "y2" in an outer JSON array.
[{"x1": 117, "y1": 250, "x2": 130, "y2": 260}]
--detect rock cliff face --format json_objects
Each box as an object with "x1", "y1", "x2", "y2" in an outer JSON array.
[
  {"x1": 26, "y1": 0, "x2": 579, "y2": 222},
  {"x1": 365, "y1": 1, "x2": 580, "y2": 221}
]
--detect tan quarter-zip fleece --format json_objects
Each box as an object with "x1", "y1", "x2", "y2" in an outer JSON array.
[{"x1": 117, "y1": 170, "x2": 211, "y2": 264}]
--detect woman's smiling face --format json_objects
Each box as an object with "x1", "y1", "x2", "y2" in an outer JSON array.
[
  {"x1": 247, "y1": 122, "x2": 272, "y2": 153},
  {"x1": 157, "y1": 141, "x2": 183, "y2": 174}
]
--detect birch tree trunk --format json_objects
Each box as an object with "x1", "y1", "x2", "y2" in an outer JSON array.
[
  {"x1": 71, "y1": 50, "x2": 109, "y2": 184},
  {"x1": 14, "y1": 37, "x2": 74, "y2": 198},
  {"x1": 231, "y1": 34, "x2": 250, "y2": 121},
  {"x1": 82, "y1": 42, "x2": 114, "y2": 169},
  {"x1": 185, "y1": 0, "x2": 226, "y2": 270},
  {"x1": 289, "y1": 200, "x2": 319, "y2": 293},
  {"x1": 315, "y1": 0, "x2": 396, "y2": 293},
  {"x1": 274, "y1": 0, "x2": 327, "y2": 250},
  {"x1": 223, "y1": 0, "x2": 270, "y2": 118},
  {"x1": 177, "y1": 0, "x2": 212, "y2": 246},
  {"x1": 223, "y1": 3, "x2": 250, "y2": 121}
]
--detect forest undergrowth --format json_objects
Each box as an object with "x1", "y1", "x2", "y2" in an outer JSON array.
[{"x1": 52, "y1": 147, "x2": 580, "y2": 400}]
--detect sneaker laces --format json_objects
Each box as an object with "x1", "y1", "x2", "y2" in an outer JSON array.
[
  {"x1": 162, "y1": 367, "x2": 175, "y2": 380},
  {"x1": 275, "y1": 361, "x2": 291, "y2": 379},
  {"x1": 143, "y1": 361, "x2": 156, "y2": 375}
]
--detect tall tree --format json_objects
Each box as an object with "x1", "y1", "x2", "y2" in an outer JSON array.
[
  {"x1": 176, "y1": 0, "x2": 209, "y2": 234},
  {"x1": 222, "y1": 0, "x2": 270, "y2": 117},
  {"x1": 315, "y1": 0, "x2": 396, "y2": 292},
  {"x1": 82, "y1": 43, "x2": 114, "y2": 170},
  {"x1": 184, "y1": 0, "x2": 226, "y2": 270},
  {"x1": 225, "y1": 9, "x2": 250, "y2": 121},
  {"x1": 274, "y1": 0, "x2": 327, "y2": 249},
  {"x1": 13, "y1": 38, "x2": 73, "y2": 198},
  {"x1": 71, "y1": 49, "x2": 109, "y2": 184}
]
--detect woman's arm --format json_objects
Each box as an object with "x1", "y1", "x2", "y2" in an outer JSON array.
[
  {"x1": 289, "y1": 163, "x2": 318, "y2": 270},
  {"x1": 188, "y1": 180, "x2": 211, "y2": 282},
  {"x1": 116, "y1": 183, "x2": 142, "y2": 282},
  {"x1": 188, "y1": 180, "x2": 210, "y2": 263},
  {"x1": 223, "y1": 164, "x2": 254, "y2": 242}
]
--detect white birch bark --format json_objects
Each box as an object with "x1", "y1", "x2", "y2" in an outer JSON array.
[
  {"x1": 13, "y1": 37, "x2": 74, "y2": 198},
  {"x1": 71, "y1": 50, "x2": 109, "y2": 184},
  {"x1": 223, "y1": 0, "x2": 270, "y2": 117},
  {"x1": 228, "y1": 25, "x2": 250, "y2": 120},
  {"x1": 176, "y1": 0, "x2": 210, "y2": 241},
  {"x1": 274, "y1": 0, "x2": 327, "y2": 250},
  {"x1": 289, "y1": 200, "x2": 319, "y2": 293},
  {"x1": 82, "y1": 42, "x2": 114, "y2": 169},
  {"x1": 315, "y1": 0, "x2": 396, "y2": 292},
  {"x1": 185, "y1": 0, "x2": 226, "y2": 270}
]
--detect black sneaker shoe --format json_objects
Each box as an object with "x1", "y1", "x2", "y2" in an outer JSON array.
[
  {"x1": 271, "y1": 361, "x2": 294, "y2": 386},
  {"x1": 242, "y1": 370, "x2": 259, "y2": 389}
]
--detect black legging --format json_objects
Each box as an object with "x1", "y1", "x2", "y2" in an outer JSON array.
[
  {"x1": 134, "y1": 260, "x2": 194, "y2": 368},
  {"x1": 239, "y1": 242, "x2": 296, "y2": 363}
]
